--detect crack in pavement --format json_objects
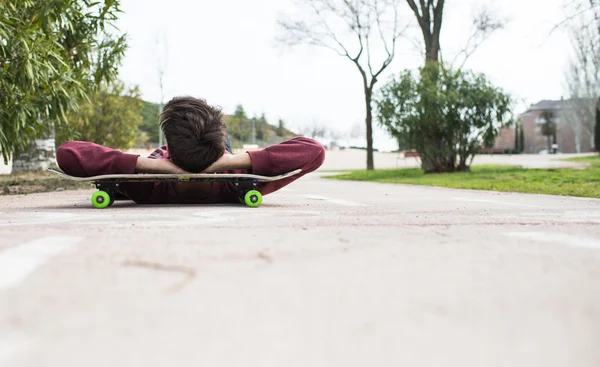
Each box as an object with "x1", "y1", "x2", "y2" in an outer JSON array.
[{"x1": 122, "y1": 260, "x2": 197, "y2": 293}]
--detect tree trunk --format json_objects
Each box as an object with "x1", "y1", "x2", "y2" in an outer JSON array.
[
  {"x1": 596, "y1": 98, "x2": 600, "y2": 152},
  {"x1": 365, "y1": 88, "x2": 374, "y2": 170},
  {"x1": 12, "y1": 130, "x2": 57, "y2": 173},
  {"x1": 407, "y1": 0, "x2": 444, "y2": 63}
]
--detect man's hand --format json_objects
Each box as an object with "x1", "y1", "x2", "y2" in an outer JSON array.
[
  {"x1": 204, "y1": 153, "x2": 252, "y2": 173},
  {"x1": 135, "y1": 157, "x2": 189, "y2": 174}
]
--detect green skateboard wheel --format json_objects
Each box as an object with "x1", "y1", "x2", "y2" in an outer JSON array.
[
  {"x1": 244, "y1": 190, "x2": 262, "y2": 207},
  {"x1": 91, "y1": 191, "x2": 111, "y2": 209}
]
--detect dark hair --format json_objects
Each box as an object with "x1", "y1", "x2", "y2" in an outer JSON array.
[{"x1": 159, "y1": 96, "x2": 227, "y2": 172}]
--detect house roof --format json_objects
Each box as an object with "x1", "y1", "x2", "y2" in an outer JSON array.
[{"x1": 526, "y1": 100, "x2": 565, "y2": 112}]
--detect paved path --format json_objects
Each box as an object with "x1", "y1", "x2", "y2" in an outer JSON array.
[
  {"x1": 319, "y1": 150, "x2": 594, "y2": 170},
  {"x1": 1, "y1": 173, "x2": 599, "y2": 367}
]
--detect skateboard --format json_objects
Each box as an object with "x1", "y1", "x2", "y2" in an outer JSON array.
[{"x1": 48, "y1": 168, "x2": 302, "y2": 209}]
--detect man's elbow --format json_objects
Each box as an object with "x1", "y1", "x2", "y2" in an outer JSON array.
[
  {"x1": 56, "y1": 142, "x2": 86, "y2": 177},
  {"x1": 301, "y1": 137, "x2": 326, "y2": 172}
]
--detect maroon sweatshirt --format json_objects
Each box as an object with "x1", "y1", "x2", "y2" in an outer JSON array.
[{"x1": 56, "y1": 137, "x2": 325, "y2": 205}]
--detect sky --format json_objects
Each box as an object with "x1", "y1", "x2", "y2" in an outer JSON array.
[{"x1": 116, "y1": 0, "x2": 573, "y2": 151}]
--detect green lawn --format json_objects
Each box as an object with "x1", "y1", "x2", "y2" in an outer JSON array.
[
  {"x1": 326, "y1": 156, "x2": 600, "y2": 198},
  {"x1": 1, "y1": 170, "x2": 92, "y2": 195}
]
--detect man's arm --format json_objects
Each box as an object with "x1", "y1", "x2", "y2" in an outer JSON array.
[
  {"x1": 56, "y1": 141, "x2": 188, "y2": 204},
  {"x1": 223, "y1": 137, "x2": 326, "y2": 196},
  {"x1": 246, "y1": 137, "x2": 325, "y2": 177},
  {"x1": 136, "y1": 157, "x2": 189, "y2": 174},
  {"x1": 203, "y1": 153, "x2": 252, "y2": 173},
  {"x1": 56, "y1": 141, "x2": 139, "y2": 177},
  {"x1": 57, "y1": 141, "x2": 188, "y2": 176}
]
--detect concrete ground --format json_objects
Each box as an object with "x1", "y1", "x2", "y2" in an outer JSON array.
[{"x1": 1, "y1": 168, "x2": 599, "y2": 367}]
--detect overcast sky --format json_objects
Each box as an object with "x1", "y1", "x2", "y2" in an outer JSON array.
[{"x1": 117, "y1": 0, "x2": 573, "y2": 151}]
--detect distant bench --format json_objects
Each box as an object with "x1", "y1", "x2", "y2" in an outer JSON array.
[{"x1": 397, "y1": 150, "x2": 421, "y2": 167}]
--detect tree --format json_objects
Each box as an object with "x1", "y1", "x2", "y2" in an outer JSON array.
[
  {"x1": 405, "y1": 0, "x2": 444, "y2": 62},
  {"x1": 277, "y1": 0, "x2": 405, "y2": 170},
  {"x1": 520, "y1": 121, "x2": 525, "y2": 153},
  {"x1": 301, "y1": 121, "x2": 329, "y2": 140},
  {"x1": 514, "y1": 122, "x2": 520, "y2": 153},
  {"x1": 228, "y1": 105, "x2": 252, "y2": 144},
  {"x1": 277, "y1": 119, "x2": 286, "y2": 136},
  {"x1": 55, "y1": 81, "x2": 145, "y2": 150},
  {"x1": 540, "y1": 110, "x2": 557, "y2": 153},
  {"x1": 406, "y1": 1, "x2": 504, "y2": 67},
  {"x1": 561, "y1": 1, "x2": 600, "y2": 152},
  {"x1": 0, "y1": 0, "x2": 126, "y2": 167},
  {"x1": 377, "y1": 62, "x2": 512, "y2": 173},
  {"x1": 154, "y1": 33, "x2": 169, "y2": 147},
  {"x1": 140, "y1": 101, "x2": 161, "y2": 144},
  {"x1": 596, "y1": 100, "x2": 600, "y2": 152}
]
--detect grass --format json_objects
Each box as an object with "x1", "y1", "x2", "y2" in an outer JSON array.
[
  {"x1": 563, "y1": 155, "x2": 600, "y2": 163},
  {"x1": 0, "y1": 170, "x2": 92, "y2": 195},
  {"x1": 326, "y1": 156, "x2": 600, "y2": 198}
]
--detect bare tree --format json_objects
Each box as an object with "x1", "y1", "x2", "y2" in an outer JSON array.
[
  {"x1": 407, "y1": 1, "x2": 505, "y2": 66},
  {"x1": 561, "y1": 1, "x2": 600, "y2": 152},
  {"x1": 327, "y1": 129, "x2": 345, "y2": 148},
  {"x1": 277, "y1": 0, "x2": 405, "y2": 170},
  {"x1": 155, "y1": 33, "x2": 169, "y2": 147},
  {"x1": 450, "y1": 7, "x2": 506, "y2": 70},
  {"x1": 405, "y1": 0, "x2": 444, "y2": 62},
  {"x1": 301, "y1": 121, "x2": 329, "y2": 140}
]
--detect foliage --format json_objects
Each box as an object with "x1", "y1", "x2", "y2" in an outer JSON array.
[
  {"x1": 226, "y1": 105, "x2": 296, "y2": 148},
  {"x1": 140, "y1": 101, "x2": 161, "y2": 144},
  {"x1": 376, "y1": 62, "x2": 512, "y2": 173},
  {"x1": 326, "y1": 158, "x2": 600, "y2": 199},
  {"x1": 0, "y1": 0, "x2": 126, "y2": 162},
  {"x1": 540, "y1": 110, "x2": 557, "y2": 151},
  {"x1": 56, "y1": 81, "x2": 144, "y2": 149},
  {"x1": 520, "y1": 122, "x2": 525, "y2": 153},
  {"x1": 514, "y1": 122, "x2": 524, "y2": 153},
  {"x1": 227, "y1": 105, "x2": 253, "y2": 144}
]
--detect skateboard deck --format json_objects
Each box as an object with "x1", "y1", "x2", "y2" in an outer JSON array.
[{"x1": 48, "y1": 168, "x2": 302, "y2": 208}]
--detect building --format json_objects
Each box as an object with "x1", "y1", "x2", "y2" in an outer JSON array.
[{"x1": 494, "y1": 99, "x2": 597, "y2": 154}]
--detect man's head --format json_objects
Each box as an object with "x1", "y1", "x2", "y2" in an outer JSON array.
[{"x1": 159, "y1": 96, "x2": 227, "y2": 172}]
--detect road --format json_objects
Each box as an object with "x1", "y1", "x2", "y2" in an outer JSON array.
[{"x1": 1, "y1": 172, "x2": 600, "y2": 367}]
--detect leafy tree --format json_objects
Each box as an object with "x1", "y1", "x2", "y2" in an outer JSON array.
[
  {"x1": 540, "y1": 110, "x2": 557, "y2": 153},
  {"x1": 228, "y1": 105, "x2": 251, "y2": 143},
  {"x1": 377, "y1": 62, "x2": 512, "y2": 173},
  {"x1": 515, "y1": 124, "x2": 521, "y2": 153},
  {"x1": 0, "y1": 0, "x2": 126, "y2": 163},
  {"x1": 139, "y1": 101, "x2": 161, "y2": 144},
  {"x1": 520, "y1": 122, "x2": 525, "y2": 153},
  {"x1": 513, "y1": 122, "x2": 525, "y2": 153},
  {"x1": 277, "y1": 119, "x2": 286, "y2": 136},
  {"x1": 56, "y1": 81, "x2": 144, "y2": 149},
  {"x1": 278, "y1": 0, "x2": 404, "y2": 170},
  {"x1": 256, "y1": 113, "x2": 268, "y2": 141}
]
